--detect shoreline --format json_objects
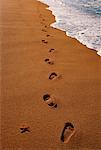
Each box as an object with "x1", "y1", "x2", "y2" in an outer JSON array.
[
  {"x1": 1, "y1": 0, "x2": 101, "y2": 149},
  {"x1": 38, "y1": 0, "x2": 101, "y2": 56}
]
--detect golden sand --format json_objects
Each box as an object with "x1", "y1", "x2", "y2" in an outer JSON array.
[{"x1": 1, "y1": 0, "x2": 101, "y2": 149}]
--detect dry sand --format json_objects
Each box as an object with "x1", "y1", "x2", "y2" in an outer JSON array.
[{"x1": 1, "y1": 0, "x2": 101, "y2": 149}]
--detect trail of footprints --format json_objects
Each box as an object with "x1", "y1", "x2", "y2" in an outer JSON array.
[
  {"x1": 41, "y1": 18, "x2": 76, "y2": 143},
  {"x1": 20, "y1": 15, "x2": 76, "y2": 144}
]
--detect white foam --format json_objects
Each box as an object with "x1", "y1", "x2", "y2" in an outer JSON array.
[
  {"x1": 97, "y1": 50, "x2": 101, "y2": 56},
  {"x1": 38, "y1": 0, "x2": 101, "y2": 56}
]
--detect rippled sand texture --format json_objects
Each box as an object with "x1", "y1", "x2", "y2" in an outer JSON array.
[{"x1": 1, "y1": 0, "x2": 101, "y2": 149}]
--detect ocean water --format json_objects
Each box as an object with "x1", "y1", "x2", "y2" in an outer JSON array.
[{"x1": 38, "y1": 0, "x2": 101, "y2": 56}]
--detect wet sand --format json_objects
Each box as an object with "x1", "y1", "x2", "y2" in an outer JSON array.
[{"x1": 1, "y1": 0, "x2": 101, "y2": 149}]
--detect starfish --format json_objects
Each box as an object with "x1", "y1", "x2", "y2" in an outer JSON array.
[
  {"x1": 20, "y1": 124, "x2": 30, "y2": 133},
  {"x1": 20, "y1": 127, "x2": 30, "y2": 133}
]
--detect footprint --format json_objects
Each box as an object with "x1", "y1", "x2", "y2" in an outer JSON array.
[
  {"x1": 49, "y1": 48, "x2": 55, "y2": 52},
  {"x1": 43, "y1": 94, "x2": 57, "y2": 108},
  {"x1": 60, "y1": 122, "x2": 76, "y2": 143},
  {"x1": 49, "y1": 72, "x2": 61, "y2": 80},
  {"x1": 44, "y1": 58, "x2": 54, "y2": 65},
  {"x1": 39, "y1": 14, "x2": 42, "y2": 18},
  {"x1": 42, "y1": 29, "x2": 47, "y2": 32},
  {"x1": 46, "y1": 34, "x2": 50, "y2": 37},
  {"x1": 48, "y1": 61, "x2": 54, "y2": 65},
  {"x1": 44, "y1": 58, "x2": 50, "y2": 62},
  {"x1": 40, "y1": 22, "x2": 45, "y2": 25},
  {"x1": 42, "y1": 40, "x2": 48, "y2": 44}
]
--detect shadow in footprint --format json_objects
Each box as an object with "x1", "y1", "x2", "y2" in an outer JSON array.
[
  {"x1": 60, "y1": 122, "x2": 76, "y2": 143},
  {"x1": 43, "y1": 94, "x2": 57, "y2": 108},
  {"x1": 42, "y1": 40, "x2": 48, "y2": 44},
  {"x1": 42, "y1": 29, "x2": 47, "y2": 32},
  {"x1": 49, "y1": 72, "x2": 58, "y2": 80},
  {"x1": 44, "y1": 58, "x2": 54, "y2": 65},
  {"x1": 44, "y1": 58, "x2": 49, "y2": 62},
  {"x1": 49, "y1": 48, "x2": 55, "y2": 52},
  {"x1": 46, "y1": 34, "x2": 50, "y2": 37}
]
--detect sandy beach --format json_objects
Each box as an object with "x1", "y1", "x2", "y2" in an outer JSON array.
[{"x1": 1, "y1": 0, "x2": 101, "y2": 149}]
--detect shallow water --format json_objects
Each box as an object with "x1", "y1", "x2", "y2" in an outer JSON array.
[{"x1": 38, "y1": 0, "x2": 101, "y2": 56}]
